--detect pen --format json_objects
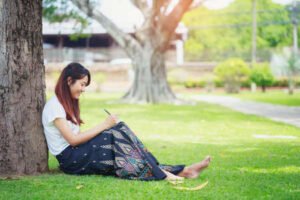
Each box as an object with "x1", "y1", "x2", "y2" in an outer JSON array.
[{"x1": 104, "y1": 109, "x2": 111, "y2": 115}]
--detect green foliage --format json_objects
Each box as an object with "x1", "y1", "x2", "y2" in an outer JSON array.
[
  {"x1": 273, "y1": 77, "x2": 289, "y2": 87},
  {"x1": 240, "y1": 78, "x2": 251, "y2": 88},
  {"x1": 214, "y1": 58, "x2": 250, "y2": 93},
  {"x1": 214, "y1": 77, "x2": 224, "y2": 87},
  {"x1": 199, "y1": 79, "x2": 208, "y2": 88},
  {"x1": 272, "y1": 77, "x2": 300, "y2": 87},
  {"x1": 184, "y1": 78, "x2": 198, "y2": 88},
  {"x1": 178, "y1": 76, "x2": 300, "y2": 90},
  {"x1": 250, "y1": 63, "x2": 274, "y2": 92},
  {"x1": 182, "y1": 76, "x2": 220, "y2": 89},
  {"x1": 43, "y1": 0, "x2": 90, "y2": 40},
  {"x1": 295, "y1": 77, "x2": 300, "y2": 86},
  {"x1": 183, "y1": 0, "x2": 293, "y2": 61}
]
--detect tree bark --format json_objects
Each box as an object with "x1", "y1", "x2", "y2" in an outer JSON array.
[
  {"x1": 0, "y1": 0, "x2": 48, "y2": 176},
  {"x1": 262, "y1": 85, "x2": 266, "y2": 93},
  {"x1": 288, "y1": 79, "x2": 294, "y2": 95}
]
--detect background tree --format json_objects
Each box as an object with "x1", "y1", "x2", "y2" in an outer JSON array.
[
  {"x1": 0, "y1": 0, "x2": 48, "y2": 176},
  {"x1": 183, "y1": 0, "x2": 293, "y2": 62},
  {"x1": 271, "y1": 47, "x2": 300, "y2": 95},
  {"x1": 44, "y1": 0, "x2": 203, "y2": 104}
]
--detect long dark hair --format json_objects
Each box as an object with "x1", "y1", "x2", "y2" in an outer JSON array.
[{"x1": 55, "y1": 62, "x2": 91, "y2": 125}]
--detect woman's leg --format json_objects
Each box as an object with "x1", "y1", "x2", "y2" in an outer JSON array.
[
  {"x1": 144, "y1": 151, "x2": 185, "y2": 175},
  {"x1": 56, "y1": 132, "x2": 116, "y2": 175},
  {"x1": 177, "y1": 156, "x2": 211, "y2": 179},
  {"x1": 110, "y1": 122, "x2": 210, "y2": 181},
  {"x1": 162, "y1": 169, "x2": 184, "y2": 181},
  {"x1": 109, "y1": 122, "x2": 167, "y2": 180}
]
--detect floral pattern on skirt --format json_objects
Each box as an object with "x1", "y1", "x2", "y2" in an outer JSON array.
[{"x1": 56, "y1": 122, "x2": 185, "y2": 181}]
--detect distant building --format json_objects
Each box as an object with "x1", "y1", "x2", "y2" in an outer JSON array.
[{"x1": 43, "y1": 19, "x2": 187, "y2": 64}]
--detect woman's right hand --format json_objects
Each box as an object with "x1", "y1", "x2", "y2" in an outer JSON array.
[{"x1": 103, "y1": 114, "x2": 119, "y2": 129}]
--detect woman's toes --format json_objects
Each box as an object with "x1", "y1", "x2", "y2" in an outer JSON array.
[{"x1": 203, "y1": 156, "x2": 211, "y2": 167}]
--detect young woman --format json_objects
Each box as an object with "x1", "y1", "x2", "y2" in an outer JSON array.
[{"x1": 42, "y1": 62, "x2": 211, "y2": 181}]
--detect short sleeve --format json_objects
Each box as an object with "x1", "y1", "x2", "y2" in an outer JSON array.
[{"x1": 43, "y1": 98, "x2": 66, "y2": 125}]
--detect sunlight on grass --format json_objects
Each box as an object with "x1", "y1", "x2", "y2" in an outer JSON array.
[
  {"x1": 181, "y1": 89, "x2": 300, "y2": 106},
  {"x1": 239, "y1": 166, "x2": 300, "y2": 174},
  {"x1": 1, "y1": 92, "x2": 299, "y2": 199},
  {"x1": 253, "y1": 134, "x2": 298, "y2": 139},
  {"x1": 230, "y1": 90, "x2": 300, "y2": 106}
]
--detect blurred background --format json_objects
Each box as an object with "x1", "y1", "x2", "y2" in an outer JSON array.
[{"x1": 43, "y1": 0, "x2": 300, "y2": 96}]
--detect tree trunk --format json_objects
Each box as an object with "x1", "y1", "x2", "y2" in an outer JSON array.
[
  {"x1": 123, "y1": 48, "x2": 176, "y2": 104},
  {"x1": 224, "y1": 81, "x2": 240, "y2": 94},
  {"x1": 0, "y1": 0, "x2": 48, "y2": 176},
  {"x1": 70, "y1": 0, "x2": 195, "y2": 104},
  {"x1": 288, "y1": 81, "x2": 294, "y2": 95},
  {"x1": 262, "y1": 85, "x2": 266, "y2": 93}
]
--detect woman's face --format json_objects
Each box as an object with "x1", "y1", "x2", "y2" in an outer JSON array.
[{"x1": 68, "y1": 76, "x2": 89, "y2": 99}]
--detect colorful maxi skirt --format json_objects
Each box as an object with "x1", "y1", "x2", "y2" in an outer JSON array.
[{"x1": 56, "y1": 122, "x2": 185, "y2": 181}]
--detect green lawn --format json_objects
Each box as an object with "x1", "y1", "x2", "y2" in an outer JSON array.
[
  {"x1": 1, "y1": 92, "x2": 299, "y2": 200},
  {"x1": 214, "y1": 89, "x2": 300, "y2": 106},
  {"x1": 195, "y1": 90, "x2": 300, "y2": 106},
  {"x1": 175, "y1": 85, "x2": 300, "y2": 106}
]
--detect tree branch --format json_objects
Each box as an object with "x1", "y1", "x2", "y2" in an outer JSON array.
[
  {"x1": 129, "y1": 0, "x2": 149, "y2": 16},
  {"x1": 134, "y1": 0, "x2": 172, "y2": 46},
  {"x1": 189, "y1": 0, "x2": 207, "y2": 11},
  {"x1": 71, "y1": 0, "x2": 141, "y2": 57},
  {"x1": 158, "y1": 0, "x2": 194, "y2": 51},
  {"x1": 129, "y1": 0, "x2": 151, "y2": 44}
]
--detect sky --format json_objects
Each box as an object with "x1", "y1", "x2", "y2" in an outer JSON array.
[
  {"x1": 99, "y1": 0, "x2": 144, "y2": 28},
  {"x1": 203, "y1": 0, "x2": 294, "y2": 10},
  {"x1": 99, "y1": 0, "x2": 296, "y2": 27}
]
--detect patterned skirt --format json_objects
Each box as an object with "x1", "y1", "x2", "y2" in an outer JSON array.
[{"x1": 56, "y1": 122, "x2": 185, "y2": 181}]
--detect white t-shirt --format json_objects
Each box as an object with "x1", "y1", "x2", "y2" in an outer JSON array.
[{"x1": 42, "y1": 95, "x2": 80, "y2": 156}]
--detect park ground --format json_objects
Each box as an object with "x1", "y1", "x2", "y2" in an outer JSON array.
[{"x1": 0, "y1": 90, "x2": 299, "y2": 200}]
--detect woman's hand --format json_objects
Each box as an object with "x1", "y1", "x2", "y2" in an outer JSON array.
[{"x1": 103, "y1": 114, "x2": 119, "y2": 129}]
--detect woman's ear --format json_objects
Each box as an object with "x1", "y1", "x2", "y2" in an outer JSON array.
[{"x1": 67, "y1": 77, "x2": 72, "y2": 86}]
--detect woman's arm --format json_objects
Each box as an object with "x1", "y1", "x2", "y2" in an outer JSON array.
[{"x1": 53, "y1": 115, "x2": 118, "y2": 146}]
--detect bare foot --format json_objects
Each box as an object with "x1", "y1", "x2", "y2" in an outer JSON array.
[
  {"x1": 178, "y1": 156, "x2": 211, "y2": 179},
  {"x1": 162, "y1": 169, "x2": 184, "y2": 181}
]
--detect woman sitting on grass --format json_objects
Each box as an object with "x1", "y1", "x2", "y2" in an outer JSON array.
[{"x1": 42, "y1": 62, "x2": 211, "y2": 181}]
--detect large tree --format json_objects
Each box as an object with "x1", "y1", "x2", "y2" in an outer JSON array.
[
  {"x1": 0, "y1": 0, "x2": 48, "y2": 176},
  {"x1": 68, "y1": 0, "x2": 200, "y2": 104}
]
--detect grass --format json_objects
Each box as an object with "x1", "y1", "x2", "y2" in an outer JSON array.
[
  {"x1": 231, "y1": 90, "x2": 300, "y2": 106},
  {"x1": 182, "y1": 88, "x2": 300, "y2": 106},
  {"x1": 0, "y1": 92, "x2": 299, "y2": 199}
]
